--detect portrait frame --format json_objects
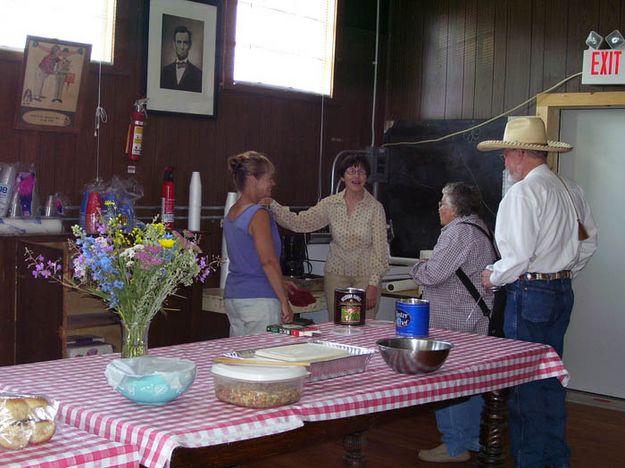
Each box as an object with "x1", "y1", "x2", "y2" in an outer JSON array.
[
  {"x1": 15, "y1": 36, "x2": 91, "y2": 133},
  {"x1": 146, "y1": 0, "x2": 221, "y2": 117}
]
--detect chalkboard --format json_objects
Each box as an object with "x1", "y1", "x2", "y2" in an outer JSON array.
[{"x1": 380, "y1": 119, "x2": 507, "y2": 258}]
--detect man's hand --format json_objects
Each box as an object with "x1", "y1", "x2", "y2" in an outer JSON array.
[{"x1": 481, "y1": 269, "x2": 495, "y2": 290}]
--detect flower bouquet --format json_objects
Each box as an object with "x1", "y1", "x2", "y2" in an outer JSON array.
[{"x1": 25, "y1": 205, "x2": 217, "y2": 358}]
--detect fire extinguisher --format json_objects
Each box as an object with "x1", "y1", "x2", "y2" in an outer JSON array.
[
  {"x1": 125, "y1": 98, "x2": 148, "y2": 162},
  {"x1": 161, "y1": 167, "x2": 175, "y2": 229}
]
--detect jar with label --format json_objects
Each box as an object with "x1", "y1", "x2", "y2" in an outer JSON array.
[{"x1": 333, "y1": 288, "x2": 366, "y2": 326}]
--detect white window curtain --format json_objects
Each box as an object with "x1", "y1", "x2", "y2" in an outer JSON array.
[
  {"x1": 233, "y1": 0, "x2": 337, "y2": 96},
  {"x1": 0, "y1": 0, "x2": 117, "y2": 63}
]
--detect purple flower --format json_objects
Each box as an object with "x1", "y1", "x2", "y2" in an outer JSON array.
[
  {"x1": 29, "y1": 256, "x2": 61, "y2": 279},
  {"x1": 135, "y1": 248, "x2": 164, "y2": 267},
  {"x1": 196, "y1": 255, "x2": 217, "y2": 283}
]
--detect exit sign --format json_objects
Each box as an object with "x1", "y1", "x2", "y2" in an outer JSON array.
[{"x1": 582, "y1": 49, "x2": 625, "y2": 84}]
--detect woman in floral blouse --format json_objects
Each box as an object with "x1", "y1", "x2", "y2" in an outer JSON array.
[{"x1": 269, "y1": 153, "x2": 389, "y2": 318}]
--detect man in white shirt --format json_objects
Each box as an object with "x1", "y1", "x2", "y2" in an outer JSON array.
[{"x1": 478, "y1": 117, "x2": 597, "y2": 468}]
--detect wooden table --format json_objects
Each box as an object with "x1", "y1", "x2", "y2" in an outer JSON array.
[{"x1": 0, "y1": 323, "x2": 568, "y2": 467}]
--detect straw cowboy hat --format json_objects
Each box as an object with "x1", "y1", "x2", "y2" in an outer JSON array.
[{"x1": 477, "y1": 117, "x2": 573, "y2": 153}]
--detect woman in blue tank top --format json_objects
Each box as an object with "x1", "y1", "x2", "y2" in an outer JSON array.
[{"x1": 223, "y1": 151, "x2": 294, "y2": 336}]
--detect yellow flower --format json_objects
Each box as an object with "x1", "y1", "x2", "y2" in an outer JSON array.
[
  {"x1": 153, "y1": 223, "x2": 166, "y2": 237},
  {"x1": 131, "y1": 227, "x2": 144, "y2": 245},
  {"x1": 159, "y1": 238, "x2": 175, "y2": 249},
  {"x1": 113, "y1": 231, "x2": 126, "y2": 247}
]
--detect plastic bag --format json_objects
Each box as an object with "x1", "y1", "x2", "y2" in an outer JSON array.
[
  {"x1": 79, "y1": 177, "x2": 106, "y2": 232},
  {"x1": 0, "y1": 391, "x2": 58, "y2": 450},
  {"x1": 80, "y1": 176, "x2": 143, "y2": 232},
  {"x1": 53, "y1": 192, "x2": 70, "y2": 217},
  {"x1": 14, "y1": 164, "x2": 38, "y2": 218},
  {"x1": 105, "y1": 176, "x2": 143, "y2": 231}
]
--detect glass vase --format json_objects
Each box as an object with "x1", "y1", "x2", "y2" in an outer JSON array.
[{"x1": 121, "y1": 321, "x2": 150, "y2": 358}]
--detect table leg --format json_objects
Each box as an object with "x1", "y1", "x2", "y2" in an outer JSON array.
[
  {"x1": 343, "y1": 430, "x2": 367, "y2": 467},
  {"x1": 478, "y1": 388, "x2": 508, "y2": 467}
]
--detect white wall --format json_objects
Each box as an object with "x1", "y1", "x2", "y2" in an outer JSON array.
[{"x1": 560, "y1": 108, "x2": 625, "y2": 398}]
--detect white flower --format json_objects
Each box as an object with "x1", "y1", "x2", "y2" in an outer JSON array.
[{"x1": 120, "y1": 245, "x2": 144, "y2": 259}]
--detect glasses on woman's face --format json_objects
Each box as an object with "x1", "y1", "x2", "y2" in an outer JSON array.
[{"x1": 345, "y1": 167, "x2": 367, "y2": 177}]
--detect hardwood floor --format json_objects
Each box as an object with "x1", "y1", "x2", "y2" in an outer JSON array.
[{"x1": 245, "y1": 402, "x2": 625, "y2": 467}]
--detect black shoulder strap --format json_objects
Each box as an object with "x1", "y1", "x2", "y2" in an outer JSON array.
[
  {"x1": 456, "y1": 267, "x2": 491, "y2": 318},
  {"x1": 460, "y1": 222, "x2": 500, "y2": 260},
  {"x1": 455, "y1": 221, "x2": 498, "y2": 318},
  {"x1": 460, "y1": 222, "x2": 496, "y2": 252}
]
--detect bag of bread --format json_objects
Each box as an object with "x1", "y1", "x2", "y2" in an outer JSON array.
[{"x1": 0, "y1": 392, "x2": 58, "y2": 450}]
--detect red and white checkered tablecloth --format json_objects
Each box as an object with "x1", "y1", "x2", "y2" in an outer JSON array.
[
  {"x1": 0, "y1": 323, "x2": 568, "y2": 468},
  {"x1": 1, "y1": 422, "x2": 140, "y2": 468}
]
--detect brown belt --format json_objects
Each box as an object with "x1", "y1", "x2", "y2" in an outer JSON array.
[{"x1": 520, "y1": 271, "x2": 572, "y2": 281}]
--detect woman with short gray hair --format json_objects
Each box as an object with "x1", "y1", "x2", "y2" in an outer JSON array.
[
  {"x1": 441, "y1": 181, "x2": 482, "y2": 217},
  {"x1": 410, "y1": 181, "x2": 496, "y2": 463}
]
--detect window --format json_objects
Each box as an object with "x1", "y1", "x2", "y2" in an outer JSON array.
[
  {"x1": 233, "y1": 0, "x2": 337, "y2": 96},
  {"x1": 0, "y1": 0, "x2": 116, "y2": 63}
]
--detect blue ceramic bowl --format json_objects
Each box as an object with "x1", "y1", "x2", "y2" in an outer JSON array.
[{"x1": 105, "y1": 356, "x2": 196, "y2": 405}]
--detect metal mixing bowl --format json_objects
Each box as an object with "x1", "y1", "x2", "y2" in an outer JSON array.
[{"x1": 376, "y1": 338, "x2": 453, "y2": 374}]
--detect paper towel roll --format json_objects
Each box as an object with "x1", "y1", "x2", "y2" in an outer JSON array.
[
  {"x1": 383, "y1": 279, "x2": 418, "y2": 293},
  {"x1": 219, "y1": 192, "x2": 240, "y2": 289},
  {"x1": 188, "y1": 172, "x2": 202, "y2": 231}
]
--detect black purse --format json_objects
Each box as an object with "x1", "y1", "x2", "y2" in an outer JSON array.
[{"x1": 455, "y1": 223, "x2": 506, "y2": 338}]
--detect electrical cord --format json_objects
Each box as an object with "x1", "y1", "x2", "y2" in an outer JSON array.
[
  {"x1": 317, "y1": 94, "x2": 325, "y2": 202},
  {"x1": 93, "y1": 60, "x2": 108, "y2": 180},
  {"x1": 383, "y1": 72, "x2": 583, "y2": 148},
  {"x1": 371, "y1": 0, "x2": 381, "y2": 147},
  {"x1": 381, "y1": 71, "x2": 583, "y2": 217}
]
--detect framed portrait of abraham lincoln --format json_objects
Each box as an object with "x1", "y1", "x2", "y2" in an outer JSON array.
[
  {"x1": 146, "y1": 0, "x2": 220, "y2": 117},
  {"x1": 15, "y1": 36, "x2": 91, "y2": 133}
]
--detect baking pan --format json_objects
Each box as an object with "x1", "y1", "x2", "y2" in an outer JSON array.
[{"x1": 223, "y1": 340, "x2": 377, "y2": 382}]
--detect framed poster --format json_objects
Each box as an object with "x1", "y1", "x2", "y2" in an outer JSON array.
[
  {"x1": 15, "y1": 36, "x2": 91, "y2": 132},
  {"x1": 146, "y1": 0, "x2": 220, "y2": 116}
]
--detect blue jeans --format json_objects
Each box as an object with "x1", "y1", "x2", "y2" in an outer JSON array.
[
  {"x1": 435, "y1": 395, "x2": 483, "y2": 455},
  {"x1": 504, "y1": 279, "x2": 574, "y2": 468}
]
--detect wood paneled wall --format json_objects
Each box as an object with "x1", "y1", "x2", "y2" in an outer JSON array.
[
  {"x1": 6, "y1": 1, "x2": 625, "y2": 215},
  {"x1": 385, "y1": 0, "x2": 625, "y2": 121},
  {"x1": 0, "y1": 0, "x2": 385, "y2": 222}
]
